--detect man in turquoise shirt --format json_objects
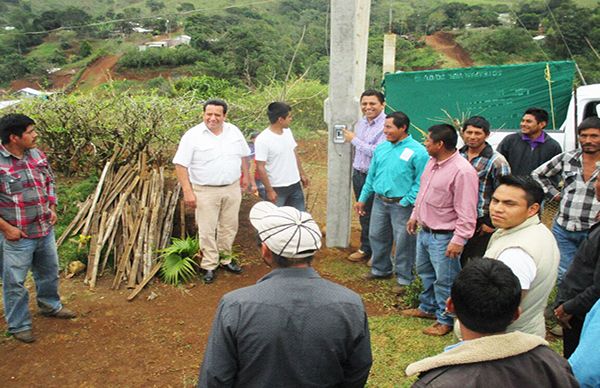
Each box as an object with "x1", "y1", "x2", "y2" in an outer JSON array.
[{"x1": 355, "y1": 112, "x2": 429, "y2": 296}]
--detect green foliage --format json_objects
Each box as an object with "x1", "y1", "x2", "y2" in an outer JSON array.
[
  {"x1": 159, "y1": 237, "x2": 200, "y2": 285},
  {"x1": 456, "y1": 27, "x2": 546, "y2": 64},
  {"x1": 118, "y1": 46, "x2": 201, "y2": 69},
  {"x1": 174, "y1": 76, "x2": 233, "y2": 100},
  {"x1": 79, "y1": 41, "x2": 93, "y2": 57}
]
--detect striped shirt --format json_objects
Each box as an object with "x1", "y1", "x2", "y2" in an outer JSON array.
[
  {"x1": 0, "y1": 145, "x2": 56, "y2": 238},
  {"x1": 532, "y1": 149, "x2": 600, "y2": 231},
  {"x1": 351, "y1": 111, "x2": 386, "y2": 173},
  {"x1": 459, "y1": 143, "x2": 511, "y2": 222}
]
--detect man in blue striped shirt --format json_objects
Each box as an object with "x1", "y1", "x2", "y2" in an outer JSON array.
[{"x1": 355, "y1": 112, "x2": 429, "y2": 295}]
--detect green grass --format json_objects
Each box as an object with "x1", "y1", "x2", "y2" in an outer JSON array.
[{"x1": 27, "y1": 41, "x2": 62, "y2": 61}]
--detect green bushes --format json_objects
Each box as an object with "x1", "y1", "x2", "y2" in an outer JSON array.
[
  {"x1": 13, "y1": 77, "x2": 326, "y2": 175},
  {"x1": 118, "y1": 45, "x2": 202, "y2": 69},
  {"x1": 456, "y1": 28, "x2": 546, "y2": 64}
]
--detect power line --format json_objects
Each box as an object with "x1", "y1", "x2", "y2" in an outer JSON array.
[
  {"x1": 0, "y1": 0, "x2": 278, "y2": 36},
  {"x1": 508, "y1": 4, "x2": 550, "y2": 61}
]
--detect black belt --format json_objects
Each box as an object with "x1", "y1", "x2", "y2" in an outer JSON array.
[
  {"x1": 421, "y1": 225, "x2": 454, "y2": 234},
  {"x1": 376, "y1": 194, "x2": 403, "y2": 204}
]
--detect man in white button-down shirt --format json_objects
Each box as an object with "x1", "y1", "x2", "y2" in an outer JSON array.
[{"x1": 174, "y1": 99, "x2": 250, "y2": 284}]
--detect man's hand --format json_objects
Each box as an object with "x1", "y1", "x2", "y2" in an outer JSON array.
[
  {"x1": 343, "y1": 129, "x2": 355, "y2": 142},
  {"x1": 49, "y1": 208, "x2": 58, "y2": 226},
  {"x1": 300, "y1": 174, "x2": 309, "y2": 188},
  {"x1": 406, "y1": 219, "x2": 418, "y2": 235},
  {"x1": 183, "y1": 190, "x2": 196, "y2": 208},
  {"x1": 240, "y1": 175, "x2": 249, "y2": 192},
  {"x1": 3, "y1": 224, "x2": 27, "y2": 241},
  {"x1": 266, "y1": 189, "x2": 278, "y2": 204},
  {"x1": 480, "y1": 224, "x2": 495, "y2": 235},
  {"x1": 445, "y1": 243, "x2": 463, "y2": 259},
  {"x1": 554, "y1": 304, "x2": 573, "y2": 329},
  {"x1": 354, "y1": 202, "x2": 366, "y2": 216}
]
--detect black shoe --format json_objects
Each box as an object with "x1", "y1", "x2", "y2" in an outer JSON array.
[
  {"x1": 42, "y1": 307, "x2": 77, "y2": 319},
  {"x1": 203, "y1": 270, "x2": 216, "y2": 284},
  {"x1": 13, "y1": 330, "x2": 35, "y2": 343},
  {"x1": 222, "y1": 262, "x2": 242, "y2": 274}
]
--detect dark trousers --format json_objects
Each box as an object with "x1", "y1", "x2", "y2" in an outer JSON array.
[
  {"x1": 352, "y1": 169, "x2": 373, "y2": 255},
  {"x1": 563, "y1": 315, "x2": 585, "y2": 358}
]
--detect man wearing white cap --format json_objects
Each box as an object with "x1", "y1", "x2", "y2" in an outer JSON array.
[{"x1": 197, "y1": 202, "x2": 373, "y2": 387}]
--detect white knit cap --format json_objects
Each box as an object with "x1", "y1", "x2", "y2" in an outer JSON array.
[{"x1": 249, "y1": 201, "x2": 322, "y2": 259}]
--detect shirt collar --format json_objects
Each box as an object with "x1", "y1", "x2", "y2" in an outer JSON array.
[
  {"x1": 434, "y1": 150, "x2": 459, "y2": 166},
  {"x1": 0, "y1": 143, "x2": 28, "y2": 159},
  {"x1": 390, "y1": 134, "x2": 413, "y2": 146},
  {"x1": 521, "y1": 131, "x2": 546, "y2": 145},
  {"x1": 459, "y1": 142, "x2": 494, "y2": 159},
  {"x1": 364, "y1": 110, "x2": 386, "y2": 127},
  {"x1": 257, "y1": 267, "x2": 320, "y2": 284}
]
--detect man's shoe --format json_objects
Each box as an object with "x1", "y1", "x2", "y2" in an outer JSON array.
[
  {"x1": 363, "y1": 272, "x2": 392, "y2": 281},
  {"x1": 13, "y1": 330, "x2": 35, "y2": 343},
  {"x1": 222, "y1": 262, "x2": 242, "y2": 274},
  {"x1": 347, "y1": 250, "x2": 369, "y2": 262},
  {"x1": 423, "y1": 322, "x2": 453, "y2": 336},
  {"x1": 43, "y1": 307, "x2": 77, "y2": 319},
  {"x1": 366, "y1": 257, "x2": 373, "y2": 267},
  {"x1": 392, "y1": 284, "x2": 407, "y2": 296},
  {"x1": 203, "y1": 270, "x2": 216, "y2": 284},
  {"x1": 401, "y1": 308, "x2": 436, "y2": 320}
]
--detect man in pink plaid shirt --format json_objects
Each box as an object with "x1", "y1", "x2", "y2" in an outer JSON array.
[{"x1": 0, "y1": 113, "x2": 76, "y2": 344}]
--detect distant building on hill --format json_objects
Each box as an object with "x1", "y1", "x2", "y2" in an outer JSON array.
[{"x1": 138, "y1": 35, "x2": 192, "y2": 51}]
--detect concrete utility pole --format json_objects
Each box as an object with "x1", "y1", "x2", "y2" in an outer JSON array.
[{"x1": 325, "y1": 0, "x2": 371, "y2": 248}]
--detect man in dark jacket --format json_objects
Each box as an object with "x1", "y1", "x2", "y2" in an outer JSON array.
[
  {"x1": 406, "y1": 258, "x2": 578, "y2": 387},
  {"x1": 554, "y1": 173, "x2": 600, "y2": 358},
  {"x1": 197, "y1": 202, "x2": 372, "y2": 388},
  {"x1": 496, "y1": 107, "x2": 562, "y2": 176}
]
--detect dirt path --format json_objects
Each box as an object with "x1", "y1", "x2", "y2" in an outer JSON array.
[
  {"x1": 76, "y1": 55, "x2": 121, "y2": 89},
  {"x1": 425, "y1": 31, "x2": 474, "y2": 67},
  {"x1": 0, "y1": 137, "x2": 386, "y2": 387}
]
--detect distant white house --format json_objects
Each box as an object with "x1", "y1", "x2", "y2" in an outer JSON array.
[
  {"x1": 18, "y1": 88, "x2": 55, "y2": 99},
  {"x1": 533, "y1": 35, "x2": 546, "y2": 41},
  {"x1": 0, "y1": 100, "x2": 21, "y2": 110},
  {"x1": 138, "y1": 35, "x2": 192, "y2": 51},
  {"x1": 4, "y1": 26, "x2": 15, "y2": 31},
  {"x1": 132, "y1": 27, "x2": 153, "y2": 34}
]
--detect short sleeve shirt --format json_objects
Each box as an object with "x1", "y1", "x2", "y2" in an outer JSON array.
[{"x1": 173, "y1": 122, "x2": 250, "y2": 186}]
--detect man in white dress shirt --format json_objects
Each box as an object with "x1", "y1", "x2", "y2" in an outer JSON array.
[{"x1": 173, "y1": 99, "x2": 250, "y2": 284}]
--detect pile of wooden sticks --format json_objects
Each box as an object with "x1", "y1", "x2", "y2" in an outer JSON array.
[{"x1": 58, "y1": 154, "x2": 181, "y2": 297}]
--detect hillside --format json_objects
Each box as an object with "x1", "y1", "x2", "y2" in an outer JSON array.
[{"x1": 1, "y1": 0, "x2": 599, "y2": 91}]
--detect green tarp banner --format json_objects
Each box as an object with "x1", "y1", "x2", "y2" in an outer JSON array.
[{"x1": 383, "y1": 61, "x2": 575, "y2": 141}]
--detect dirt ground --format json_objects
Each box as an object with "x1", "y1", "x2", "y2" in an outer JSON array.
[
  {"x1": 0, "y1": 138, "x2": 381, "y2": 387},
  {"x1": 425, "y1": 31, "x2": 474, "y2": 67}
]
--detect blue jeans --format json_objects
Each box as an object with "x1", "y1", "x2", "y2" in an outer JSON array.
[
  {"x1": 552, "y1": 221, "x2": 589, "y2": 285},
  {"x1": 416, "y1": 230, "x2": 461, "y2": 326},
  {"x1": 274, "y1": 181, "x2": 305, "y2": 211},
  {"x1": 369, "y1": 197, "x2": 415, "y2": 285},
  {"x1": 352, "y1": 170, "x2": 373, "y2": 255},
  {"x1": 1, "y1": 230, "x2": 62, "y2": 334}
]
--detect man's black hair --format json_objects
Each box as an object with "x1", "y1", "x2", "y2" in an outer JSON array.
[
  {"x1": 497, "y1": 174, "x2": 544, "y2": 207},
  {"x1": 0, "y1": 113, "x2": 35, "y2": 145},
  {"x1": 267, "y1": 102, "x2": 292, "y2": 124},
  {"x1": 360, "y1": 89, "x2": 385, "y2": 104},
  {"x1": 386, "y1": 111, "x2": 410, "y2": 133},
  {"x1": 524, "y1": 107, "x2": 549, "y2": 126},
  {"x1": 272, "y1": 252, "x2": 314, "y2": 268},
  {"x1": 428, "y1": 124, "x2": 458, "y2": 150},
  {"x1": 462, "y1": 115, "x2": 490, "y2": 135},
  {"x1": 203, "y1": 99, "x2": 228, "y2": 114},
  {"x1": 577, "y1": 116, "x2": 600, "y2": 134},
  {"x1": 452, "y1": 258, "x2": 521, "y2": 334}
]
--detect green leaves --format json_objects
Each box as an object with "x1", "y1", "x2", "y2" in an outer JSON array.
[{"x1": 159, "y1": 237, "x2": 200, "y2": 286}]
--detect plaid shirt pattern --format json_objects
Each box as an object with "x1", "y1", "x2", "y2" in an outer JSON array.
[
  {"x1": 460, "y1": 143, "x2": 511, "y2": 221},
  {"x1": 532, "y1": 149, "x2": 600, "y2": 231},
  {"x1": 0, "y1": 145, "x2": 56, "y2": 238}
]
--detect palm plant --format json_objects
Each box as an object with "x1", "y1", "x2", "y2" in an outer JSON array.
[{"x1": 159, "y1": 236, "x2": 200, "y2": 285}]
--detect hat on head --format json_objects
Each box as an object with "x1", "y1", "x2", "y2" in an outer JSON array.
[{"x1": 250, "y1": 201, "x2": 322, "y2": 259}]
